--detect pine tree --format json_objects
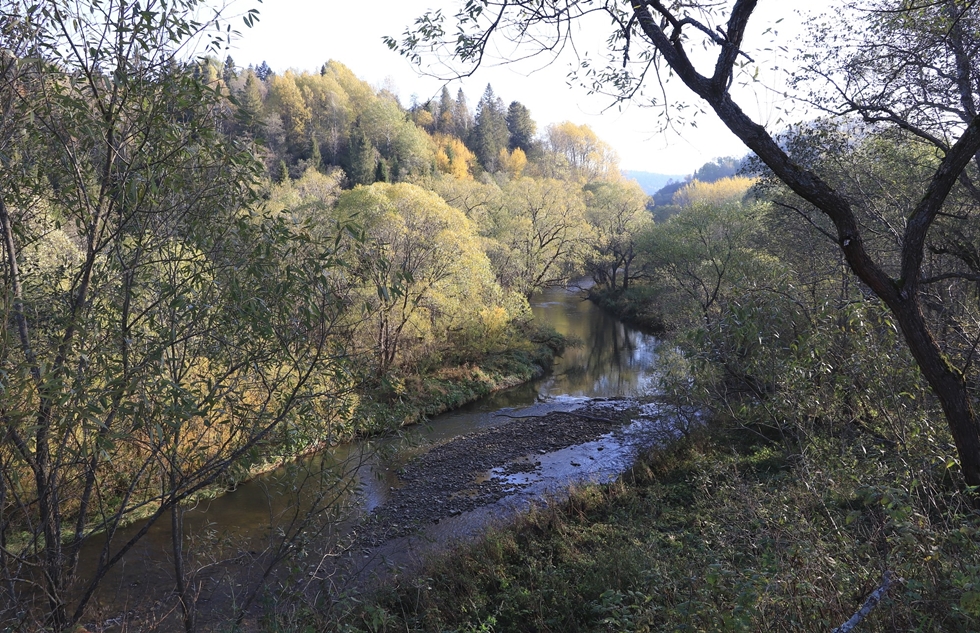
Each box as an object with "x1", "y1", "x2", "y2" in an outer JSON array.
[
  {"x1": 346, "y1": 127, "x2": 377, "y2": 186},
  {"x1": 473, "y1": 84, "x2": 509, "y2": 172},
  {"x1": 507, "y1": 101, "x2": 536, "y2": 153},
  {"x1": 310, "y1": 134, "x2": 322, "y2": 172},
  {"x1": 438, "y1": 86, "x2": 454, "y2": 133},
  {"x1": 255, "y1": 60, "x2": 273, "y2": 80},
  {"x1": 375, "y1": 158, "x2": 390, "y2": 183},
  {"x1": 451, "y1": 88, "x2": 473, "y2": 140},
  {"x1": 222, "y1": 55, "x2": 237, "y2": 84},
  {"x1": 235, "y1": 70, "x2": 264, "y2": 136}
]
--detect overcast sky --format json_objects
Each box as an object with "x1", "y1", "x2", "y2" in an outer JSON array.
[{"x1": 228, "y1": 1, "x2": 825, "y2": 175}]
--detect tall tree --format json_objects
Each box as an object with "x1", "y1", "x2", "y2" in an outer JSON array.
[
  {"x1": 451, "y1": 87, "x2": 474, "y2": 141},
  {"x1": 506, "y1": 100, "x2": 537, "y2": 153},
  {"x1": 438, "y1": 85, "x2": 455, "y2": 133},
  {"x1": 473, "y1": 84, "x2": 509, "y2": 172}
]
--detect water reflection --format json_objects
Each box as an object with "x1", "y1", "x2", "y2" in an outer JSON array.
[{"x1": 531, "y1": 286, "x2": 659, "y2": 399}]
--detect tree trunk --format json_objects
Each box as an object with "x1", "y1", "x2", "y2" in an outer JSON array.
[{"x1": 890, "y1": 296, "x2": 980, "y2": 486}]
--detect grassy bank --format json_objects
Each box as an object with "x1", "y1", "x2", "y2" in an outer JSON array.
[
  {"x1": 282, "y1": 417, "x2": 980, "y2": 632},
  {"x1": 351, "y1": 322, "x2": 567, "y2": 436}
]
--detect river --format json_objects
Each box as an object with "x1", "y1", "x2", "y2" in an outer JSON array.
[{"x1": 77, "y1": 283, "x2": 665, "y2": 628}]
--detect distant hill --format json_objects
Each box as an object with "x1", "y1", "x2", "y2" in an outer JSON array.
[{"x1": 623, "y1": 170, "x2": 685, "y2": 195}]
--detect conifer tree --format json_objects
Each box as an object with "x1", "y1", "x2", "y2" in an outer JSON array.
[
  {"x1": 438, "y1": 86, "x2": 455, "y2": 133},
  {"x1": 451, "y1": 88, "x2": 473, "y2": 139},
  {"x1": 506, "y1": 101, "x2": 536, "y2": 153},
  {"x1": 310, "y1": 134, "x2": 322, "y2": 171},
  {"x1": 473, "y1": 84, "x2": 509, "y2": 172},
  {"x1": 222, "y1": 55, "x2": 237, "y2": 84}
]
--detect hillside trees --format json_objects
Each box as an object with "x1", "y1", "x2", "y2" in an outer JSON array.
[
  {"x1": 390, "y1": 0, "x2": 980, "y2": 488},
  {"x1": 0, "y1": 1, "x2": 354, "y2": 629}
]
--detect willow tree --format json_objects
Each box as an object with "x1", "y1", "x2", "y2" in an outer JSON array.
[{"x1": 388, "y1": 0, "x2": 980, "y2": 487}]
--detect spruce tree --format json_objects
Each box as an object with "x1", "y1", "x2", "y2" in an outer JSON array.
[
  {"x1": 473, "y1": 84, "x2": 509, "y2": 172},
  {"x1": 506, "y1": 101, "x2": 536, "y2": 153},
  {"x1": 438, "y1": 86, "x2": 454, "y2": 133}
]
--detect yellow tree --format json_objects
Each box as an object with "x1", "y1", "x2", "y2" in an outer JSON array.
[
  {"x1": 543, "y1": 121, "x2": 618, "y2": 182},
  {"x1": 266, "y1": 71, "x2": 312, "y2": 154},
  {"x1": 334, "y1": 183, "x2": 502, "y2": 374},
  {"x1": 434, "y1": 133, "x2": 478, "y2": 179},
  {"x1": 672, "y1": 176, "x2": 756, "y2": 207},
  {"x1": 489, "y1": 178, "x2": 590, "y2": 296},
  {"x1": 583, "y1": 179, "x2": 653, "y2": 290}
]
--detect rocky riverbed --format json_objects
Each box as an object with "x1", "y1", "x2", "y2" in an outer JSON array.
[{"x1": 336, "y1": 397, "x2": 687, "y2": 582}]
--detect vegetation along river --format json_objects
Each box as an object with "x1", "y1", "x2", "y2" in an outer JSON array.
[{"x1": 80, "y1": 283, "x2": 684, "y2": 628}]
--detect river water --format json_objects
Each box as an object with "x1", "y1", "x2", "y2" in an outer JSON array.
[{"x1": 77, "y1": 284, "x2": 664, "y2": 626}]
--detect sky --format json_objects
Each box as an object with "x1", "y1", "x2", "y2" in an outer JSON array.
[{"x1": 227, "y1": 1, "x2": 825, "y2": 176}]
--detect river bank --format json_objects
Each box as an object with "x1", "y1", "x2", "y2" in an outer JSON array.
[{"x1": 279, "y1": 416, "x2": 980, "y2": 633}]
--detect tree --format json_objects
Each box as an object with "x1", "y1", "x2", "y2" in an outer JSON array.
[
  {"x1": 544, "y1": 121, "x2": 618, "y2": 182},
  {"x1": 267, "y1": 71, "x2": 312, "y2": 154},
  {"x1": 438, "y1": 85, "x2": 456, "y2": 133},
  {"x1": 334, "y1": 183, "x2": 501, "y2": 375},
  {"x1": 489, "y1": 178, "x2": 590, "y2": 296},
  {"x1": 345, "y1": 126, "x2": 378, "y2": 185},
  {"x1": 235, "y1": 69, "x2": 266, "y2": 136},
  {"x1": 222, "y1": 54, "x2": 237, "y2": 84},
  {"x1": 506, "y1": 100, "x2": 537, "y2": 153},
  {"x1": 255, "y1": 59, "x2": 273, "y2": 80},
  {"x1": 451, "y1": 87, "x2": 474, "y2": 140},
  {"x1": 390, "y1": 0, "x2": 980, "y2": 488},
  {"x1": 472, "y1": 84, "x2": 510, "y2": 172},
  {"x1": 0, "y1": 1, "x2": 351, "y2": 629},
  {"x1": 672, "y1": 176, "x2": 756, "y2": 208},
  {"x1": 583, "y1": 179, "x2": 653, "y2": 291}
]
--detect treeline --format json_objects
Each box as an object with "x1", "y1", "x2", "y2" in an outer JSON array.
[
  {"x1": 206, "y1": 56, "x2": 616, "y2": 185},
  {"x1": 200, "y1": 56, "x2": 658, "y2": 300}
]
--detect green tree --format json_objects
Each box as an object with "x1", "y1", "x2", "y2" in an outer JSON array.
[
  {"x1": 473, "y1": 84, "x2": 509, "y2": 172},
  {"x1": 345, "y1": 126, "x2": 378, "y2": 185},
  {"x1": 438, "y1": 85, "x2": 455, "y2": 133},
  {"x1": 222, "y1": 54, "x2": 237, "y2": 84},
  {"x1": 235, "y1": 69, "x2": 266, "y2": 136},
  {"x1": 506, "y1": 100, "x2": 537, "y2": 153},
  {"x1": 451, "y1": 87, "x2": 474, "y2": 140}
]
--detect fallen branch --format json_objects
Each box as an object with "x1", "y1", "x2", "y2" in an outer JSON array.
[{"x1": 832, "y1": 571, "x2": 898, "y2": 633}]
